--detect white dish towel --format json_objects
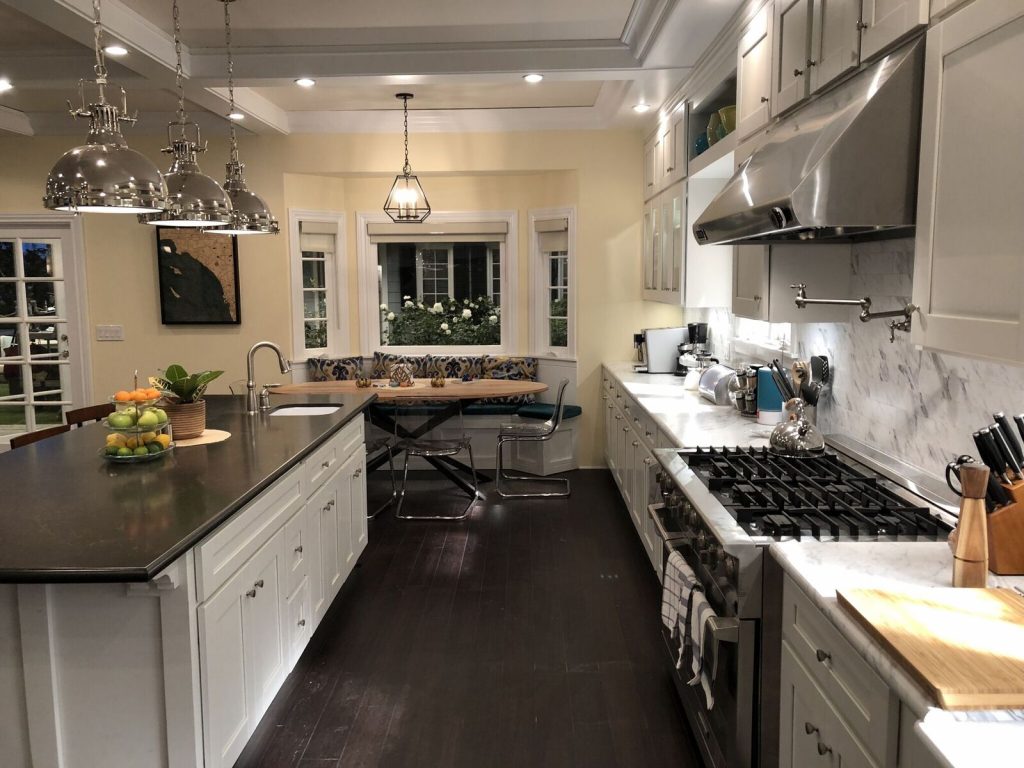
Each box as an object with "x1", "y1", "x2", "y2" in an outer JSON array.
[
  {"x1": 661, "y1": 550, "x2": 698, "y2": 648},
  {"x1": 688, "y1": 589, "x2": 716, "y2": 710}
]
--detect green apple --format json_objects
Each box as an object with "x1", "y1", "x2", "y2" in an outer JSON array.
[
  {"x1": 153, "y1": 408, "x2": 168, "y2": 425},
  {"x1": 116, "y1": 446, "x2": 131, "y2": 456},
  {"x1": 137, "y1": 411, "x2": 159, "y2": 428},
  {"x1": 105, "y1": 446, "x2": 120, "y2": 456},
  {"x1": 122, "y1": 406, "x2": 139, "y2": 424},
  {"x1": 133, "y1": 446, "x2": 149, "y2": 456},
  {"x1": 108, "y1": 412, "x2": 133, "y2": 429}
]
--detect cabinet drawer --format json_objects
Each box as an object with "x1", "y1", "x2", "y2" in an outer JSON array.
[
  {"x1": 283, "y1": 510, "x2": 309, "y2": 596},
  {"x1": 305, "y1": 417, "x2": 364, "y2": 494},
  {"x1": 782, "y1": 576, "x2": 896, "y2": 766},
  {"x1": 286, "y1": 576, "x2": 311, "y2": 666},
  {"x1": 195, "y1": 464, "x2": 304, "y2": 604}
]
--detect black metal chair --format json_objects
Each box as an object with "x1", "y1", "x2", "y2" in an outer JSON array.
[{"x1": 494, "y1": 378, "x2": 571, "y2": 498}]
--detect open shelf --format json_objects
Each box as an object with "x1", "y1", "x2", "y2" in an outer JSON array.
[{"x1": 688, "y1": 131, "x2": 737, "y2": 179}]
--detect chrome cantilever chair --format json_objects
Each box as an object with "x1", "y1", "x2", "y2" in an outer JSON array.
[
  {"x1": 394, "y1": 399, "x2": 480, "y2": 520},
  {"x1": 495, "y1": 378, "x2": 571, "y2": 498},
  {"x1": 364, "y1": 433, "x2": 397, "y2": 518}
]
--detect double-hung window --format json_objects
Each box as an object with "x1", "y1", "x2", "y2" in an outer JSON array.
[
  {"x1": 531, "y1": 210, "x2": 575, "y2": 357},
  {"x1": 289, "y1": 210, "x2": 346, "y2": 358}
]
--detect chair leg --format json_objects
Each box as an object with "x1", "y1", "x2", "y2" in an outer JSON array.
[
  {"x1": 394, "y1": 446, "x2": 476, "y2": 521},
  {"x1": 494, "y1": 436, "x2": 571, "y2": 499},
  {"x1": 394, "y1": 451, "x2": 412, "y2": 518},
  {"x1": 367, "y1": 447, "x2": 397, "y2": 519}
]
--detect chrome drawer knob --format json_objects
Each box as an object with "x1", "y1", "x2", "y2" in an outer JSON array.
[
  {"x1": 815, "y1": 648, "x2": 831, "y2": 664},
  {"x1": 246, "y1": 588, "x2": 257, "y2": 598},
  {"x1": 354, "y1": 467, "x2": 362, "y2": 477},
  {"x1": 254, "y1": 579, "x2": 264, "y2": 589},
  {"x1": 321, "y1": 460, "x2": 330, "y2": 469},
  {"x1": 804, "y1": 722, "x2": 819, "y2": 736},
  {"x1": 295, "y1": 545, "x2": 303, "y2": 554},
  {"x1": 298, "y1": 619, "x2": 306, "y2": 627},
  {"x1": 817, "y1": 743, "x2": 832, "y2": 756}
]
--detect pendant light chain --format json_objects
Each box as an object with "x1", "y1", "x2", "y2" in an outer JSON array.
[
  {"x1": 223, "y1": 0, "x2": 239, "y2": 165},
  {"x1": 92, "y1": 0, "x2": 107, "y2": 97},
  {"x1": 172, "y1": 0, "x2": 187, "y2": 126},
  {"x1": 402, "y1": 95, "x2": 411, "y2": 176}
]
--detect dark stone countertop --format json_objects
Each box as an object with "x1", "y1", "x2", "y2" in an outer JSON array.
[{"x1": 0, "y1": 392, "x2": 376, "y2": 583}]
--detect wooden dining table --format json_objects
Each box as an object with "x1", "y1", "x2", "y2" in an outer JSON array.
[{"x1": 271, "y1": 378, "x2": 548, "y2": 493}]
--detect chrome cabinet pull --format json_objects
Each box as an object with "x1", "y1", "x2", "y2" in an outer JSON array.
[
  {"x1": 622, "y1": 426, "x2": 630, "y2": 433},
  {"x1": 807, "y1": 59, "x2": 817, "y2": 67},
  {"x1": 321, "y1": 460, "x2": 330, "y2": 469},
  {"x1": 817, "y1": 743, "x2": 832, "y2": 756},
  {"x1": 856, "y1": 20, "x2": 869, "y2": 30},
  {"x1": 753, "y1": 295, "x2": 762, "y2": 302},
  {"x1": 815, "y1": 648, "x2": 831, "y2": 664},
  {"x1": 760, "y1": 96, "x2": 769, "y2": 103},
  {"x1": 254, "y1": 579, "x2": 264, "y2": 589},
  {"x1": 805, "y1": 722, "x2": 819, "y2": 736},
  {"x1": 298, "y1": 619, "x2": 306, "y2": 627},
  {"x1": 354, "y1": 467, "x2": 362, "y2": 478},
  {"x1": 794, "y1": 67, "x2": 804, "y2": 77},
  {"x1": 246, "y1": 588, "x2": 257, "y2": 598},
  {"x1": 295, "y1": 545, "x2": 303, "y2": 554},
  {"x1": 632, "y1": 440, "x2": 639, "y2": 447}
]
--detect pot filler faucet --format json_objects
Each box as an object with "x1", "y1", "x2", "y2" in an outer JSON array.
[
  {"x1": 246, "y1": 341, "x2": 292, "y2": 414},
  {"x1": 791, "y1": 283, "x2": 917, "y2": 343}
]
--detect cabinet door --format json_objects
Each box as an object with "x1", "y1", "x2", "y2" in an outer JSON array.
[
  {"x1": 198, "y1": 568, "x2": 252, "y2": 768},
  {"x1": 286, "y1": 577, "x2": 312, "y2": 667},
  {"x1": 669, "y1": 111, "x2": 687, "y2": 181},
  {"x1": 310, "y1": 474, "x2": 342, "y2": 625},
  {"x1": 643, "y1": 138, "x2": 656, "y2": 195},
  {"x1": 245, "y1": 530, "x2": 287, "y2": 721},
  {"x1": 780, "y1": 642, "x2": 841, "y2": 768},
  {"x1": 733, "y1": 245, "x2": 769, "y2": 320},
  {"x1": 737, "y1": 4, "x2": 774, "y2": 138},
  {"x1": 811, "y1": 0, "x2": 862, "y2": 94},
  {"x1": 643, "y1": 198, "x2": 661, "y2": 297},
  {"x1": 684, "y1": 179, "x2": 732, "y2": 308},
  {"x1": 604, "y1": 397, "x2": 616, "y2": 469},
  {"x1": 654, "y1": 132, "x2": 667, "y2": 189},
  {"x1": 340, "y1": 447, "x2": 363, "y2": 577},
  {"x1": 912, "y1": 0, "x2": 1024, "y2": 363},
  {"x1": 861, "y1": 0, "x2": 927, "y2": 60},
  {"x1": 773, "y1": 0, "x2": 814, "y2": 116},
  {"x1": 660, "y1": 187, "x2": 682, "y2": 296}
]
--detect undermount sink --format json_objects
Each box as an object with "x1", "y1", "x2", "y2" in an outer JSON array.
[{"x1": 270, "y1": 405, "x2": 341, "y2": 416}]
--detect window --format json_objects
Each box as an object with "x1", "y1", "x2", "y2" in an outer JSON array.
[
  {"x1": 359, "y1": 213, "x2": 516, "y2": 353},
  {"x1": 289, "y1": 210, "x2": 346, "y2": 358},
  {"x1": 531, "y1": 210, "x2": 575, "y2": 356}
]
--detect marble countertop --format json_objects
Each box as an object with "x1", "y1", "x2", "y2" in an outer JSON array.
[
  {"x1": 603, "y1": 362, "x2": 772, "y2": 448},
  {"x1": 771, "y1": 541, "x2": 1024, "y2": 768}
]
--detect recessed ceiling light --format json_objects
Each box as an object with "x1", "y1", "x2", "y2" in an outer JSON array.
[
  {"x1": 523, "y1": 73, "x2": 543, "y2": 84},
  {"x1": 632, "y1": 103, "x2": 651, "y2": 113},
  {"x1": 228, "y1": 111, "x2": 245, "y2": 121},
  {"x1": 295, "y1": 77, "x2": 316, "y2": 88},
  {"x1": 0, "y1": 78, "x2": 12, "y2": 93},
  {"x1": 103, "y1": 44, "x2": 128, "y2": 57}
]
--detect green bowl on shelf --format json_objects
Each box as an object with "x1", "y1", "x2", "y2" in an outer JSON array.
[{"x1": 719, "y1": 105, "x2": 737, "y2": 135}]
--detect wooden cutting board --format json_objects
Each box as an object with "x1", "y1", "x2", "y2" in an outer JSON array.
[{"x1": 837, "y1": 587, "x2": 1024, "y2": 710}]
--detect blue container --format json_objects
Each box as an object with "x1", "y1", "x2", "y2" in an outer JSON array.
[{"x1": 756, "y1": 367, "x2": 784, "y2": 422}]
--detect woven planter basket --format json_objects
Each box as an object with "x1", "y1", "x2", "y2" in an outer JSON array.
[{"x1": 163, "y1": 400, "x2": 206, "y2": 440}]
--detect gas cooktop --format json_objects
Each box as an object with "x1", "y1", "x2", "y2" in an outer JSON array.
[{"x1": 681, "y1": 447, "x2": 953, "y2": 542}]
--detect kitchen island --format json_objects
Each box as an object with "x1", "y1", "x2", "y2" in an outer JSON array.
[{"x1": 0, "y1": 392, "x2": 375, "y2": 768}]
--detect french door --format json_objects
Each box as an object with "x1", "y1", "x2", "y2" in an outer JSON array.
[{"x1": 0, "y1": 219, "x2": 89, "y2": 442}]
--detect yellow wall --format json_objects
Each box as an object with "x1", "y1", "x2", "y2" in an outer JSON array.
[{"x1": 0, "y1": 130, "x2": 681, "y2": 465}]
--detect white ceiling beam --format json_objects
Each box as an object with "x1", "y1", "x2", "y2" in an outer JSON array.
[
  {"x1": 203, "y1": 86, "x2": 291, "y2": 135},
  {"x1": 0, "y1": 105, "x2": 34, "y2": 136}
]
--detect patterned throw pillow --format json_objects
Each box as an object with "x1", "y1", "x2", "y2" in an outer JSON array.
[
  {"x1": 371, "y1": 352, "x2": 431, "y2": 378},
  {"x1": 480, "y1": 355, "x2": 539, "y2": 404},
  {"x1": 425, "y1": 354, "x2": 484, "y2": 380},
  {"x1": 307, "y1": 356, "x2": 365, "y2": 382}
]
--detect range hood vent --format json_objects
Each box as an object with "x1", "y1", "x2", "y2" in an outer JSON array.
[{"x1": 693, "y1": 36, "x2": 924, "y2": 246}]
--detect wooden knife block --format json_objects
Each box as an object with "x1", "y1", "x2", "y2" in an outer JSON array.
[{"x1": 986, "y1": 481, "x2": 1024, "y2": 575}]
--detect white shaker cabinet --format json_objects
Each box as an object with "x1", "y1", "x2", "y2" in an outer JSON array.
[
  {"x1": 737, "y1": 3, "x2": 774, "y2": 138},
  {"x1": 772, "y1": 0, "x2": 814, "y2": 116},
  {"x1": 661, "y1": 182, "x2": 685, "y2": 297},
  {"x1": 343, "y1": 446, "x2": 368, "y2": 573},
  {"x1": 861, "y1": 0, "x2": 928, "y2": 60},
  {"x1": 810, "y1": 0, "x2": 863, "y2": 93},
  {"x1": 665, "y1": 109, "x2": 687, "y2": 186},
  {"x1": 911, "y1": 0, "x2": 1024, "y2": 364}
]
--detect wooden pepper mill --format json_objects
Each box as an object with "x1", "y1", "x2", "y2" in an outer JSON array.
[{"x1": 953, "y1": 463, "x2": 990, "y2": 588}]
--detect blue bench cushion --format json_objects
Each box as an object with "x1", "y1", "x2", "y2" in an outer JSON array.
[
  {"x1": 461, "y1": 403, "x2": 521, "y2": 416},
  {"x1": 370, "y1": 403, "x2": 449, "y2": 417},
  {"x1": 371, "y1": 352, "x2": 431, "y2": 378},
  {"x1": 517, "y1": 403, "x2": 582, "y2": 421},
  {"x1": 307, "y1": 356, "x2": 364, "y2": 382},
  {"x1": 479, "y1": 355, "x2": 538, "y2": 405}
]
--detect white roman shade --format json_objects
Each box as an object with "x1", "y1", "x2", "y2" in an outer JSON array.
[
  {"x1": 299, "y1": 220, "x2": 338, "y2": 253},
  {"x1": 536, "y1": 217, "x2": 568, "y2": 252},
  {"x1": 367, "y1": 220, "x2": 508, "y2": 244}
]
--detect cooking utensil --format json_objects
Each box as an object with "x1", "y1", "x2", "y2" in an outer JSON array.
[
  {"x1": 946, "y1": 454, "x2": 1010, "y2": 509},
  {"x1": 977, "y1": 428, "x2": 1010, "y2": 484},
  {"x1": 769, "y1": 398, "x2": 825, "y2": 456},
  {"x1": 990, "y1": 422, "x2": 1023, "y2": 480},
  {"x1": 995, "y1": 412, "x2": 1024, "y2": 466},
  {"x1": 810, "y1": 355, "x2": 830, "y2": 384},
  {"x1": 791, "y1": 360, "x2": 809, "y2": 391},
  {"x1": 800, "y1": 381, "x2": 821, "y2": 406},
  {"x1": 771, "y1": 359, "x2": 796, "y2": 399}
]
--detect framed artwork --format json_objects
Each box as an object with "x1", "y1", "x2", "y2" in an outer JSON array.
[{"x1": 156, "y1": 227, "x2": 241, "y2": 325}]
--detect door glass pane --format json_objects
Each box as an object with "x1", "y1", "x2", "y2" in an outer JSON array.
[
  {"x1": 304, "y1": 320, "x2": 327, "y2": 350},
  {"x1": 0, "y1": 241, "x2": 13, "y2": 277},
  {"x1": 0, "y1": 324, "x2": 17, "y2": 356},
  {"x1": 33, "y1": 404, "x2": 63, "y2": 426},
  {"x1": 29, "y1": 363, "x2": 63, "y2": 397},
  {"x1": 22, "y1": 242, "x2": 56, "y2": 278},
  {"x1": 302, "y1": 260, "x2": 326, "y2": 289},
  {"x1": 26, "y1": 282, "x2": 56, "y2": 317},
  {"x1": 304, "y1": 290, "x2": 326, "y2": 320},
  {"x1": 28, "y1": 323, "x2": 62, "y2": 360},
  {"x1": 0, "y1": 403, "x2": 27, "y2": 435},
  {"x1": 1, "y1": 361, "x2": 26, "y2": 398},
  {"x1": 0, "y1": 284, "x2": 16, "y2": 318}
]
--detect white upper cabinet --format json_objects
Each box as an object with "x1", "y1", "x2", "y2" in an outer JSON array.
[
  {"x1": 861, "y1": 0, "x2": 928, "y2": 59},
  {"x1": 643, "y1": 109, "x2": 687, "y2": 201},
  {"x1": 737, "y1": 4, "x2": 774, "y2": 138},
  {"x1": 911, "y1": 0, "x2": 1024, "y2": 364},
  {"x1": 772, "y1": 0, "x2": 814, "y2": 115},
  {"x1": 810, "y1": 0, "x2": 863, "y2": 93}
]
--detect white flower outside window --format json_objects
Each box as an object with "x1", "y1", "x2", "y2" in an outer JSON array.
[
  {"x1": 461, "y1": 308, "x2": 472, "y2": 319},
  {"x1": 404, "y1": 300, "x2": 414, "y2": 308},
  {"x1": 386, "y1": 312, "x2": 396, "y2": 321},
  {"x1": 379, "y1": 303, "x2": 388, "y2": 311},
  {"x1": 432, "y1": 302, "x2": 444, "y2": 313},
  {"x1": 440, "y1": 322, "x2": 449, "y2": 331},
  {"x1": 488, "y1": 315, "x2": 498, "y2": 324}
]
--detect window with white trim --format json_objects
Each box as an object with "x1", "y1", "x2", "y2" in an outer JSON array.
[
  {"x1": 362, "y1": 214, "x2": 514, "y2": 352},
  {"x1": 289, "y1": 210, "x2": 346, "y2": 358},
  {"x1": 531, "y1": 210, "x2": 575, "y2": 357}
]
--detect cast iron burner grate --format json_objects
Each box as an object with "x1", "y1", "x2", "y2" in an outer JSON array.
[{"x1": 683, "y1": 447, "x2": 951, "y2": 541}]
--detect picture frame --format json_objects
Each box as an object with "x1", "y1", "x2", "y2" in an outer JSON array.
[{"x1": 155, "y1": 227, "x2": 241, "y2": 325}]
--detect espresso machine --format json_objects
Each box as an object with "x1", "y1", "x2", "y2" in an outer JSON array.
[{"x1": 676, "y1": 322, "x2": 712, "y2": 378}]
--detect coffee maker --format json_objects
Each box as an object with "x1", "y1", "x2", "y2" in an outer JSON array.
[{"x1": 675, "y1": 322, "x2": 712, "y2": 376}]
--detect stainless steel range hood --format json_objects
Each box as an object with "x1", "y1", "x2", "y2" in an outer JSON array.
[{"x1": 693, "y1": 36, "x2": 924, "y2": 246}]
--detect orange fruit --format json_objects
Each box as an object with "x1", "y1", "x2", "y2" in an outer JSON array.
[
  {"x1": 131, "y1": 389, "x2": 149, "y2": 402},
  {"x1": 114, "y1": 390, "x2": 132, "y2": 402},
  {"x1": 144, "y1": 388, "x2": 161, "y2": 399}
]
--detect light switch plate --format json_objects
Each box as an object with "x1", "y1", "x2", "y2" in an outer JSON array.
[{"x1": 95, "y1": 324, "x2": 124, "y2": 341}]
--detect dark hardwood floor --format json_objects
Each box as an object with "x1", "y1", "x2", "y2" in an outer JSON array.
[{"x1": 236, "y1": 469, "x2": 700, "y2": 768}]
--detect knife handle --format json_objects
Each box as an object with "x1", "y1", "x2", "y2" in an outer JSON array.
[
  {"x1": 991, "y1": 423, "x2": 1023, "y2": 480},
  {"x1": 1014, "y1": 414, "x2": 1024, "y2": 447},
  {"x1": 995, "y1": 412, "x2": 1024, "y2": 465},
  {"x1": 978, "y1": 428, "x2": 1010, "y2": 484}
]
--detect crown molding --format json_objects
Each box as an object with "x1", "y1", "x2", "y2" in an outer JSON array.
[{"x1": 621, "y1": 0, "x2": 678, "y2": 63}]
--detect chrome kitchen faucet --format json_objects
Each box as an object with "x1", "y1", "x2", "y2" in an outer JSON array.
[{"x1": 246, "y1": 341, "x2": 291, "y2": 414}]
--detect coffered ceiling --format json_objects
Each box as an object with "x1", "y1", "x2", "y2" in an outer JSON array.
[{"x1": 0, "y1": 0, "x2": 744, "y2": 137}]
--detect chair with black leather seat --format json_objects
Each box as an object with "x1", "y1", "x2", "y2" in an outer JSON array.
[
  {"x1": 495, "y1": 378, "x2": 571, "y2": 498},
  {"x1": 65, "y1": 403, "x2": 115, "y2": 428},
  {"x1": 10, "y1": 424, "x2": 71, "y2": 449}
]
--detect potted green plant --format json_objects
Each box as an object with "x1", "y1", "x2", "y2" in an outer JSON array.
[{"x1": 151, "y1": 364, "x2": 223, "y2": 439}]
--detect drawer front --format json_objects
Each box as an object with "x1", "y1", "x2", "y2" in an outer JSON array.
[
  {"x1": 305, "y1": 418, "x2": 364, "y2": 495},
  {"x1": 283, "y1": 509, "x2": 309, "y2": 596},
  {"x1": 286, "y1": 576, "x2": 311, "y2": 666},
  {"x1": 195, "y1": 464, "x2": 304, "y2": 604},
  {"x1": 782, "y1": 576, "x2": 896, "y2": 765}
]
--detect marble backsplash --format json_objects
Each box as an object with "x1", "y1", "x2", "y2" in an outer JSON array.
[{"x1": 793, "y1": 237, "x2": 1024, "y2": 480}]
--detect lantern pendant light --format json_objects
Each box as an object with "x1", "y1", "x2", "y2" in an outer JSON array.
[
  {"x1": 43, "y1": 0, "x2": 167, "y2": 213},
  {"x1": 384, "y1": 93, "x2": 431, "y2": 223},
  {"x1": 142, "y1": 0, "x2": 232, "y2": 228},
  {"x1": 210, "y1": 0, "x2": 279, "y2": 236}
]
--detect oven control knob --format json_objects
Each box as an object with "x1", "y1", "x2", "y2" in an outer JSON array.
[
  {"x1": 696, "y1": 531, "x2": 707, "y2": 549},
  {"x1": 686, "y1": 506, "x2": 699, "y2": 527},
  {"x1": 724, "y1": 554, "x2": 736, "y2": 577}
]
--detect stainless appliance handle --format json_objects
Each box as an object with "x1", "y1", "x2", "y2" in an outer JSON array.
[{"x1": 706, "y1": 615, "x2": 740, "y2": 682}]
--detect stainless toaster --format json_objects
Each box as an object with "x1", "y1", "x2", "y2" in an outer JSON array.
[{"x1": 698, "y1": 364, "x2": 737, "y2": 405}]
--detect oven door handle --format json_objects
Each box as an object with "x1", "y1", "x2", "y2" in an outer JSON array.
[{"x1": 706, "y1": 615, "x2": 740, "y2": 683}]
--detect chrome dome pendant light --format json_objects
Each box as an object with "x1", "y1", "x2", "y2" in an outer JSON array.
[
  {"x1": 210, "y1": 0, "x2": 278, "y2": 235},
  {"x1": 44, "y1": 0, "x2": 167, "y2": 213},
  {"x1": 383, "y1": 93, "x2": 431, "y2": 223},
  {"x1": 142, "y1": 0, "x2": 232, "y2": 228}
]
